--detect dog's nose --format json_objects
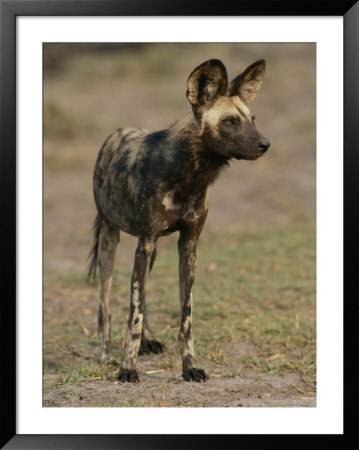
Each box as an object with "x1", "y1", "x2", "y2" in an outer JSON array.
[{"x1": 257, "y1": 139, "x2": 270, "y2": 153}]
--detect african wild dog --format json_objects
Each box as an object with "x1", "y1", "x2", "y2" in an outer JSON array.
[{"x1": 88, "y1": 59, "x2": 270, "y2": 382}]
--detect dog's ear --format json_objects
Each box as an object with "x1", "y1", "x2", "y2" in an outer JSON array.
[
  {"x1": 228, "y1": 59, "x2": 265, "y2": 104},
  {"x1": 186, "y1": 59, "x2": 228, "y2": 107}
]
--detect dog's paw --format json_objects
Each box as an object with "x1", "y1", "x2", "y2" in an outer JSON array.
[
  {"x1": 182, "y1": 368, "x2": 209, "y2": 382},
  {"x1": 139, "y1": 339, "x2": 165, "y2": 355},
  {"x1": 117, "y1": 368, "x2": 140, "y2": 383}
]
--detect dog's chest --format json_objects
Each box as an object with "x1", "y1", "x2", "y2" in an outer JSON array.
[{"x1": 161, "y1": 191, "x2": 204, "y2": 228}]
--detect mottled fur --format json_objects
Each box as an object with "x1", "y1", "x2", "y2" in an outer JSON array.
[{"x1": 89, "y1": 59, "x2": 270, "y2": 382}]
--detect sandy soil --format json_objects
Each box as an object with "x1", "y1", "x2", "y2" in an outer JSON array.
[{"x1": 43, "y1": 368, "x2": 316, "y2": 408}]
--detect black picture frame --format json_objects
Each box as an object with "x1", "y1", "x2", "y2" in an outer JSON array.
[{"x1": 1, "y1": 0, "x2": 357, "y2": 448}]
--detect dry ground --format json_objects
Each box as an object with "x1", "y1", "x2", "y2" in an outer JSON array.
[{"x1": 43, "y1": 43, "x2": 316, "y2": 407}]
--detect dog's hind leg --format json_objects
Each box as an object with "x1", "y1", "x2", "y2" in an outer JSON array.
[
  {"x1": 139, "y1": 246, "x2": 166, "y2": 355},
  {"x1": 98, "y1": 222, "x2": 119, "y2": 361},
  {"x1": 118, "y1": 237, "x2": 157, "y2": 382}
]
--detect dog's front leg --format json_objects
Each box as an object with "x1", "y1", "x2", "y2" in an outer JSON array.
[
  {"x1": 178, "y1": 231, "x2": 208, "y2": 382},
  {"x1": 117, "y1": 237, "x2": 156, "y2": 382}
]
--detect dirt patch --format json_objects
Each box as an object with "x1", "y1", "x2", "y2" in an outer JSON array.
[{"x1": 43, "y1": 367, "x2": 316, "y2": 407}]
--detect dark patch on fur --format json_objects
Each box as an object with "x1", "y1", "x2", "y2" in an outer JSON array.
[
  {"x1": 182, "y1": 304, "x2": 191, "y2": 319},
  {"x1": 98, "y1": 304, "x2": 103, "y2": 328},
  {"x1": 182, "y1": 354, "x2": 208, "y2": 381},
  {"x1": 117, "y1": 368, "x2": 140, "y2": 383},
  {"x1": 144, "y1": 129, "x2": 169, "y2": 146},
  {"x1": 139, "y1": 338, "x2": 165, "y2": 355},
  {"x1": 183, "y1": 367, "x2": 209, "y2": 382}
]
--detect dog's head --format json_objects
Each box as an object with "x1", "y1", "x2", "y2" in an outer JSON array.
[{"x1": 186, "y1": 59, "x2": 270, "y2": 160}]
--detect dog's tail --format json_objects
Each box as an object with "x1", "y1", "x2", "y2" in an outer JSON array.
[{"x1": 87, "y1": 213, "x2": 102, "y2": 280}]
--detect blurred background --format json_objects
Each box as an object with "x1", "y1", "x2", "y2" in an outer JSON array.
[{"x1": 43, "y1": 44, "x2": 316, "y2": 406}]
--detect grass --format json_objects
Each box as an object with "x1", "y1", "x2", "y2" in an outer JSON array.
[
  {"x1": 43, "y1": 223, "x2": 316, "y2": 390},
  {"x1": 43, "y1": 365, "x2": 107, "y2": 390}
]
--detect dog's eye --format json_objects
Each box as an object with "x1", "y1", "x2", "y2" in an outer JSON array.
[{"x1": 222, "y1": 117, "x2": 236, "y2": 126}]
